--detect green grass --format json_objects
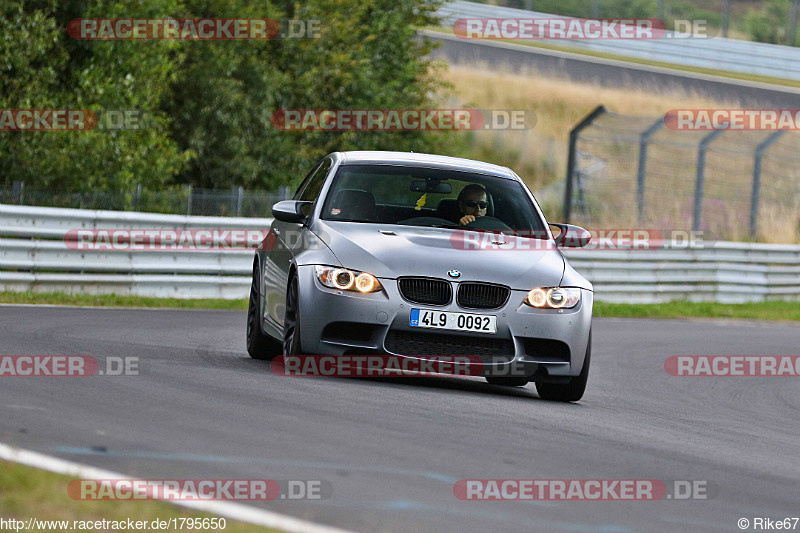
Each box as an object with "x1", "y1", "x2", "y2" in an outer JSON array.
[
  {"x1": 0, "y1": 460, "x2": 281, "y2": 532},
  {"x1": 0, "y1": 291, "x2": 247, "y2": 310},
  {"x1": 424, "y1": 27, "x2": 800, "y2": 90},
  {"x1": 594, "y1": 300, "x2": 800, "y2": 321},
  {"x1": 2, "y1": 291, "x2": 798, "y2": 321}
]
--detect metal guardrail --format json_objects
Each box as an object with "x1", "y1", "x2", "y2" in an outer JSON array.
[
  {"x1": 437, "y1": 1, "x2": 800, "y2": 81},
  {"x1": 566, "y1": 245, "x2": 800, "y2": 303},
  {"x1": 0, "y1": 204, "x2": 269, "y2": 299},
  {"x1": 1, "y1": 204, "x2": 799, "y2": 302}
]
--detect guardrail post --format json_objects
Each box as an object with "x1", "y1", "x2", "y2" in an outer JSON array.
[
  {"x1": 564, "y1": 105, "x2": 606, "y2": 223},
  {"x1": 636, "y1": 118, "x2": 664, "y2": 224},
  {"x1": 12, "y1": 181, "x2": 24, "y2": 204},
  {"x1": 750, "y1": 130, "x2": 785, "y2": 239},
  {"x1": 692, "y1": 129, "x2": 724, "y2": 232}
]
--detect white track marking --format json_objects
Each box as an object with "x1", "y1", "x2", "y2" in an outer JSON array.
[{"x1": 0, "y1": 442, "x2": 355, "y2": 533}]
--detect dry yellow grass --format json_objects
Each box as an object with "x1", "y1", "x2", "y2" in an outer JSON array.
[
  {"x1": 441, "y1": 64, "x2": 734, "y2": 195},
  {"x1": 443, "y1": 65, "x2": 733, "y2": 165},
  {"x1": 442, "y1": 65, "x2": 799, "y2": 243}
]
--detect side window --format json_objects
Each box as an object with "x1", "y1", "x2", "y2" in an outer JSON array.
[{"x1": 294, "y1": 158, "x2": 332, "y2": 202}]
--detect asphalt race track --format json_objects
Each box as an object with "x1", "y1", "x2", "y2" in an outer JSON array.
[{"x1": 1, "y1": 305, "x2": 798, "y2": 532}]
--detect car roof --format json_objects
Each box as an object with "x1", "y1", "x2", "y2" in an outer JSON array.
[{"x1": 337, "y1": 151, "x2": 517, "y2": 180}]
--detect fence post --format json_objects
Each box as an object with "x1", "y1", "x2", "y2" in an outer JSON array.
[
  {"x1": 133, "y1": 184, "x2": 141, "y2": 211},
  {"x1": 750, "y1": 131, "x2": 785, "y2": 239},
  {"x1": 564, "y1": 105, "x2": 606, "y2": 223},
  {"x1": 636, "y1": 118, "x2": 665, "y2": 224},
  {"x1": 692, "y1": 129, "x2": 724, "y2": 232},
  {"x1": 236, "y1": 186, "x2": 243, "y2": 217},
  {"x1": 722, "y1": 0, "x2": 730, "y2": 38},
  {"x1": 230, "y1": 186, "x2": 238, "y2": 215},
  {"x1": 12, "y1": 180, "x2": 24, "y2": 204},
  {"x1": 790, "y1": 0, "x2": 799, "y2": 46},
  {"x1": 184, "y1": 185, "x2": 192, "y2": 216}
]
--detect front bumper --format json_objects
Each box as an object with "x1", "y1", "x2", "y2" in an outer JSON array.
[{"x1": 296, "y1": 265, "x2": 593, "y2": 379}]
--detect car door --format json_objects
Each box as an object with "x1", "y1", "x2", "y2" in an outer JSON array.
[{"x1": 263, "y1": 157, "x2": 332, "y2": 327}]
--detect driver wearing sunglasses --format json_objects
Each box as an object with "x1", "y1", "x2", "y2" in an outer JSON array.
[{"x1": 457, "y1": 184, "x2": 489, "y2": 226}]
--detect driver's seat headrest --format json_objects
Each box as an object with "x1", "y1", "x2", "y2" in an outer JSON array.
[{"x1": 331, "y1": 189, "x2": 376, "y2": 221}]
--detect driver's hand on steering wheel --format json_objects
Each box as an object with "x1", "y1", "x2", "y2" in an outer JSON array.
[{"x1": 459, "y1": 214, "x2": 476, "y2": 225}]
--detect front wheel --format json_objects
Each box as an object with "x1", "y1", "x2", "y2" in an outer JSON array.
[
  {"x1": 246, "y1": 261, "x2": 281, "y2": 360},
  {"x1": 535, "y1": 331, "x2": 591, "y2": 402},
  {"x1": 283, "y1": 274, "x2": 305, "y2": 355}
]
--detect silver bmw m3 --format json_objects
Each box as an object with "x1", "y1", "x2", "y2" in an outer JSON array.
[{"x1": 247, "y1": 151, "x2": 594, "y2": 401}]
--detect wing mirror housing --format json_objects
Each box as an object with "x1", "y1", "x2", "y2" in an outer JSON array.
[
  {"x1": 272, "y1": 200, "x2": 312, "y2": 224},
  {"x1": 549, "y1": 223, "x2": 591, "y2": 248}
]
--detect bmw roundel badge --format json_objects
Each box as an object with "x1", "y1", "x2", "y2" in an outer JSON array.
[{"x1": 447, "y1": 270, "x2": 461, "y2": 278}]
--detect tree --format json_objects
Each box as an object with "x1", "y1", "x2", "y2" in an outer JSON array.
[
  {"x1": 0, "y1": 0, "x2": 190, "y2": 193},
  {"x1": 165, "y1": 0, "x2": 447, "y2": 191}
]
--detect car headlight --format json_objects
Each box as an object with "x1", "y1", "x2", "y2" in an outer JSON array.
[
  {"x1": 315, "y1": 266, "x2": 383, "y2": 293},
  {"x1": 525, "y1": 287, "x2": 581, "y2": 309}
]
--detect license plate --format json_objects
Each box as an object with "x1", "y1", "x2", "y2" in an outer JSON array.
[{"x1": 410, "y1": 309, "x2": 497, "y2": 334}]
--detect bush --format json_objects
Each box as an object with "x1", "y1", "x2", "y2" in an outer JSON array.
[{"x1": 744, "y1": 0, "x2": 792, "y2": 44}]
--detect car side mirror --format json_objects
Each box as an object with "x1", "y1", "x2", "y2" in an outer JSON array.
[
  {"x1": 272, "y1": 200, "x2": 312, "y2": 224},
  {"x1": 549, "y1": 223, "x2": 591, "y2": 248}
]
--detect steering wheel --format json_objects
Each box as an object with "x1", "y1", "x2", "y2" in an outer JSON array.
[{"x1": 463, "y1": 215, "x2": 512, "y2": 231}]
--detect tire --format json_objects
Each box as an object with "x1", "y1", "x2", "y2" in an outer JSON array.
[
  {"x1": 535, "y1": 330, "x2": 591, "y2": 402},
  {"x1": 283, "y1": 274, "x2": 304, "y2": 356},
  {"x1": 246, "y1": 261, "x2": 281, "y2": 360},
  {"x1": 485, "y1": 376, "x2": 529, "y2": 387}
]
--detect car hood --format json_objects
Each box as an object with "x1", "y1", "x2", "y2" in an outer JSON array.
[{"x1": 315, "y1": 221, "x2": 564, "y2": 290}]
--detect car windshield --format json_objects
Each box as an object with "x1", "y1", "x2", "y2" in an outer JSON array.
[{"x1": 320, "y1": 164, "x2": 547, "y2": 236}]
